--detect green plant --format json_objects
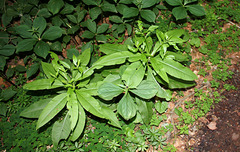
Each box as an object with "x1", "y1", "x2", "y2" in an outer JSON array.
[
  {"x1": 223, "y1": 84, "x2": 236, "y2": 91},
  {"x1": 20, "y1": 49, "x2": 121, "y2": 148},
  {"x1": 165, "y1": 0, "x2": 205, "y2": 20}
]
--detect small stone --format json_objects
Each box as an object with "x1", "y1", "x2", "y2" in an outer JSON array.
[{"x1": 232, "y1": 133, "x2": 239, "y2": 141}]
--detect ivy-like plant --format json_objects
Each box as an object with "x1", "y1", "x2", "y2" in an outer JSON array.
[{"x1": 20, "y1": 49, "x2": 121, "y2": 148}]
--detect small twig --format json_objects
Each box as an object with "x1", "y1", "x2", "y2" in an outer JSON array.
[{"x1": 218, "y1": 17, "x2": 240, "y2": 29}]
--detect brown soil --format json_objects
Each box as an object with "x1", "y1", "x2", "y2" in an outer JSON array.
[{"x1": 192, "y1": 64, "x2": 240, "y2": 152}]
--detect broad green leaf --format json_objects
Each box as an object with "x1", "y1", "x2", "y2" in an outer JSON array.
[
  {"x1": 184, "y1": 0, "x2": 198, "y2": 5},
  {"x1": 60, "y1": 3, "x2": 75, "y2": 14},
  {"x1": 15, "y1": 25, "x2": 33, "y2": 39},
  {"x1": 92, "y1": 51, "x2": 133, "y2": 69},
  {"x1": 165, "y1": 0, "x2": 182, "y2": 6},
  {"x1": 16, "y1": 39, "x2": 37, "y2": 53},
  {"x1": 190, "y1": 37, "x2": 201, "y2": 47},
  {"x1": 41, "y1": 62, "x2": 56, "y2": 79},
  {"x1": 102, "y1": 2, "x2": 117, "y2": 13},
  {"x1": 90, "y1": 7, "x2": 102, "y2": 20},
  {"x1": 172, "y1": 6, "x2": 187, "y2": 20},
  {"x1": 119, "y1": 0, "x2": 133, "y2": 4},
  {"x1": 81, "y1": 30, "x2": 95, "y2": 39},
  {"x1": 97, "y1": 24, "x2": 109, "y2": 34},
  {"x1": 116, "y1": 24, "x2": 125, "y2": 34},
  {"x1": 33, "y1": 17, "x2": 46, "y2": 36},
  {"x1": 160, "y1": 58, "x2": 198, "y2": 81},
  {"x1": 123, "y1": 7, "x2": 139, "y2": 18},
  {"x1": 37, "y1": 8, "x2": 52, "y2": 18},
  {"x1": 0, "y1": 45, "x2": 15, "y2": 56},
  {"x1": 187, "y1": 5, "x2": 205, "y2": 16},
  {"x1": 117, "y1": 93, "x2": 136, "y2": 120},
  {"x1": 27, "y1": 63, "x2": 39, "y2": 79},
  {"x1": 42, "y1": 26, "x2": 63, "y2": 41},
  {"x1": 82, "y1": 0, "x2": 98, "y2": 5},
  {"x1": 70, "y1": 103, "x2": 86, "y2": 141},
  {"x1": 166, "y1": 29, "x2": 185, "y2": 38},
  {"x1": 23, "y1": 79, "x2": 63, "y2": 90},
  {"x1": 130, "y1": 80, "x2": 158, "y2": 99},
  {"x1": 101, "y1": 105, "x2": 122, "y2": 129},
  {"x1": 67, "y1": 48, "x2": 79, "y2": 59},
  {"x1": 37, "y1": 93, "x2": 68, "y2": 129},
  {"x1": 135, "y1": 97, "x2": 153, "y2": 125},
  {"x1": 47, "y1": 0, "x2": 64, "y2": 15},
  {"x1": 98, "y1": 82, "x2": 124, "y2": 100},
  {"x1": 20, "y1": 98, "x2": 52, "y2": 118},
  {"x1": 2, "y1": 14, "x2": 12, "y2": 27},
  {"x1": 66, "y1": 15, "x2": 78, "y2": 24},
  {"x1": 116, "y1": 4, "x2": 128, "y2": 15},
  {"x1": 166, "y1": 51, "x2": 189, "y2": 62},
  {"x1": 145, "y1": 37, "x2": 153, "y2": 53},
  {"x1": 76, "y1": 90, "x2": 105, "y2": 119},
  {"x1": 96, "y1": 35, "x2": 107, "y2": 43},
  {"x1": 141, "y1": 0, "x2": 157, "y2": 8},
  {"x1": 34, "y1": 41, "x2": 50, "y2": 59},
  {"x1": 99, "y1": 43, "x2": 128, "y2": 54},
  {"x1": 79, "y1": 48, "x2": 91, "y2": 66},
  {"x1": 0, "y1": 56, "x2": 6, "y2": 71},
  {"x1": 122, "y1": 61, "x2": 145, "y2": 88},
  {"x1": 50, "y1": 41, "x2": 63, "y2": 52},
  {"x1": 155, "y1": 101, "x2": 168, "y2": 114},
  {"x1": 52, "y1": 114, "x2": 71, "y2": 148},
  {"x1": 1, "y1": 88, "x2": 16, "y2": 101},
  {"x1": 109, "y1": 16, "x2": 123, "y2": 23},
  {"x1": 67, "y1": 91, "x2": 79, "y2": 130},
  {"x1": 0, "y1": 103, "x2": 7, "y2": 116},
  {"x1": 140, "y1": 10, "x2": 156, "y2": 23},
  {"x1": 86, "y1": 19, "x2": 97, "y2": 33},
  {"x1": 167, "y1": 75, "x2": 196, "y2": 89},
  {"x1": 150, "y1": 57, "x2": 169, "y2": 83}
]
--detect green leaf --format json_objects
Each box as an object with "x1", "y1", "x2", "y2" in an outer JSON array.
[
  {"x1": 41, "y1": 62, "x2": 56, "y2": 79},
  {"x1": 141, "y1": 0, "x2": 157, "y2": 8},
  {"x1": 167, "y1": 75, "x2": 196, "y2": 89},
  {"x1": 119, "y1": 0, "x2": 133, "y2": 4},
  {"x1": 0, "y1": 56, "x2": 6, "y2": 71},
  {"x1": 135, "y1": 97, "x2": 153, "y2": 125},
  {"x1": 79, "y1": 48, "x2": 91, "y2": 66},
  {"x1": 81, "y1": 30, "x2": 95, "y2": 39},
  {"x1": 101, "y1": 2, "x2": 117, "y2": 13},
  {"x1": 67, "y1": 90, "x2": 79, "y2": 130},
  {"x1": 42, "y1": 26, "x2": 63, "y2": 41},
  {"x1": 123, "y1": 7, "x2": 139, "y2": 18},
  {"x1": 23, "y1": 79, "x2": 63, "y2": 90},
  {"x1": 0, "y1": 103, "x2": 7, "y2": 116},
  {"x1": 86, "y1": 19, "x2": 97, "y2": 33},
  {"x1": 98, "y1": 82, "x2": 124, "y2": 100},
  {"x1": 0, "y1": 45, "x2": 15, "y2": 56},
  {"x1": 50, "y1": 41, "x2": 63, "y2": 52},
  {"x1": 60, "y1": 3, "x2": 75, "y2": 14},
  {"x1": 70, "y1": 103, "x2": 86, "y2": 141},
  {"x1": 165, "y1": 0, "x2": 182, "y2": 6},
  {"x1": 122, "y1": 61, "x2": 145, "y2": 88},
  {"x1": 117, "y1": 93, "x2": 136, "y2": 120},
  {"x1": 16, "y1": 39, "x2": 37, "y2": 53},
  {"x1": 190, "y1": 37, "x2": 201, "y2": 47},
  {"x1": 109, "y1": 16, "x2": 123, "y2": 23},
  {"x1": 33, "y1": 17, "x2": 47, "y2": 36},
  {"x1": 92, "y1": 51, "x2": 133, "y2": 69},
  {"x1": 97, "y1": 24, "x2": 109, "y2": 34},
  {"x1": 150, "y1": 57, "x2": 169, "y2": 83},
  {"x1": 90, "y1": 7, "x2": 102, "y2": 20},
  {"x1": 99, "y1": 43, "x2": 128, "y2": 54},
  {"x1": 20, "y1": 98, "x2": 52, "y2": 118},
  {"x1": 15, "y1": 25, "x2": 33, "y2": 39},
  {"x1": 47, "y1": 0, "x2": 64, "y2": 15},
  {"x1": 155, "y1": 101, "x2": 168, "y2": 114},
  {"x1": 160, "y1": 58, "x2": 198, "y2": 81},
  {"x1": 172, "y1": 6, "x2": 187, "y2": 20},
  {"x1": 116, "y1": 24, "x2": 125, "y2": 34},
  {"x1": 1, "y1": 88, "x2": 16, "y2": 101},
  {"x1": 76, "y1": 90, "x2": 105, "y2": 119},
  {"x1": 15, "y1": 65, "x2": 26, "y2": 72},
  {"x1": 130, "y1": 80, "x2": 158, "y2": 99},
  {"x1": 27, "y1": 63, "x2": 39, "y2": 79},
  {"x1": 37, "y1": 8, "x2": 52, "y2": 18},
  {"x1": 66, "y1": 15, "x2": 78, "y2": 24},
  {"x1": 187, "y1": 5, "x2": 205, "y2": 16},
  {"x1": 52, "y1": 114, "x2": 71, "y2": 148},
  {"x1": 34, "y1": 41, "x2": 50, "y2": 59},
  {"x1": 37, "y1": 93, "x2": 68, "y2": 129},
  {"x1": 82, "y1": 0, "x2": 98, "y2": 5},
  {"x1": 101, "y1": 105, "x2": 122, "y2": 129}
]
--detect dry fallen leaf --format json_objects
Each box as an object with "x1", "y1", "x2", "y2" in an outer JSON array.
[{"x1": 207, "y1": 121, "x2": 217, "y2": 130}]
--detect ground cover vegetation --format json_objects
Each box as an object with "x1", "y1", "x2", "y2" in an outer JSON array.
[{"x1": 0, "y1": 0, "x2": 239, "y2": 151}]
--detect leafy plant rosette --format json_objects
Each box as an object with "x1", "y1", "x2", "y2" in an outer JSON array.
[
  {"x1": 94, "y1": 21, "x2": 197, "y2": 123},
  {"x1": 20, "y1": 49, "x2": 121, "y2": 148}
]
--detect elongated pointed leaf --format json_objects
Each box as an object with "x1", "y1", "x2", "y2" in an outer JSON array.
[
  {"x1": 98, "y1": 82, "x2": 124, "y2": 100},
  {"x1": 101, "y1": 105, "x2": 122, "y2": 129},
  {"x1": 47, "y1": 0, "x2": 64, "y2": 15},
  {"x1": 123, "y1": 7, "x2": 139, "y2": 18},
  {"x1": 86, "y1": 19, "x2": 97, "y2": 33},
  {"x1": 70, "y1": 103, "x2": 86, "y2": 141},
  {"x1": 122, "y1": 61, "x2": 145, "y2": 88},
  {"x1": 0, "y1": 45, "x2": 15, "y2": 56},
  {"x1": 23, "y1": 79, "x2": 63, "y2": 90},
  {"x1": 140, "y1": 10, "x2": 156, "y2": 23},
  {"x1": 117, "y1": 93, "x2": 136, "y2": 120},
  {"x1": 135, "y1": 97, "x2": 153, "y2": 125},
  {"x1": 188, "y1": 5, "x2": 205, "y2": 16},
  {"x1": 16, "y1": 39, "x2": 37, "y2": 53},
  {"x1": 42, "y1": 26, "x2": 63, "y2": 41},
  {"x1": 34, "y1": 41, "x2": 50, "y2": 59},
  {"x1": 167, "y1": 75, "x2": 196, "y2": 89},
  {"x1": 82, "y1": 0, "x2": 98, "y2": 5},
  {"x1": 99, "y1": 43, "x2": 128, "y2": 54},
  {"x1": 130, "y1": 80, "x2": 158, "y2": 99},
  {"x1": 172, "y1": 6, "x2": 187, "y2": 20},
  {"x1": 79, "y1": 48, "x2": 91, "y2": 66},
  {"x1": 15, "y1": 25, "x2": 33, "y2": 39},
  {"x1": 76, "y1": 90, "x2": 105, "y2": 119},
  {"x1": 52, "y1": 114, "x2": 71, "y2": 148},
  {"x1": 41, "y1": 62, "x2": 57, "y2": 79},
  {"x1": 67, "y1": 91, "x2": 79, "y2": 130},
  {"x1": 90, "y1": 7, "x2": 102, "y2": 20},
  {"x1": 165, "y1": 0, "x2": 182, "y2": 6},
  {"x1": 20, "y1": 98, "x2": 52, "y2": 118},
  {"x1": 150, "y1": 57, "x2": 169, "y2": 83},
  {"x1": 97, "y1": 24, "x2": 109, "y2": 34},
  {"x1": 160, "y1": 58, "x2": 197, "y2": 81},
  {"x1": 141, "y1": 0, "x2": 157, "y2": 8},
  {"x1": 37, "y1": 93, "x2": 68, "y2": 129},
  {"x1": 33, "y1": 17, "x2": 47, "y2": 36}
]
